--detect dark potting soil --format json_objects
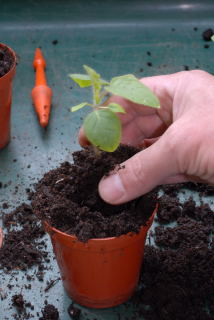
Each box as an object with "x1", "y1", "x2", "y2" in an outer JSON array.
[
  {"x1": 0, "y1": 203, "x2": 48, "y2": 271},
  {"x1": 134, "y1": 197, "x2": 214, "y2": 320},
  {"x1": 11, "y1": 294, "x2": 34, "y2": 320},
  {"x1": 67, "y1": 303, "x2": 81, "y2": 319},
  {"x1": 155, "y1": 217, "x2": 212, "y2": 249},
  {"x1": 12, "y1": 294, "x2": 25, "y2": 313},
  {"x1": 156, "y1": 195, "x2": 182, "y2": 223},
  {"x1": 183, "y1": 65, "x2": 189, "y2": 70},
  {"x1": 161, "y1": 181, "x2": 214, "y2": 197},
  {"x1": 0, "y1": 46, "x2": 14, "y2": 77},
  {"x1": 39, "y1": 304, "x2": 59, "y2": 320},
  {"x1": 202, "y1": 28, "x2": 214, "y2": 41},
  {"x1": 52, "y1": 39, "x2": 58, "y2": 45},
  {"x1": 32, "y1": 145, "x2": 157, "y2": 242}
]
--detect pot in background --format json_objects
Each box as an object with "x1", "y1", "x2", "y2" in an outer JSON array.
[{"x1": 0, "y1": 43, "x2": 16, "y2": 149}]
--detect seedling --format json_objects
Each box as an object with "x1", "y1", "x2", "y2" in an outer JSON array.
[{"x1": 70, "y1": 65, "x2": 160, "y2": 152}]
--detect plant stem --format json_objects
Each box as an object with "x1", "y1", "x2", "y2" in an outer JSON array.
[
  {"x1": 92, "y1": 145, "x2": 101, "y2": 156},
  {"x1": 99, "y1": 91, "x2": 110, "y2": 103}
]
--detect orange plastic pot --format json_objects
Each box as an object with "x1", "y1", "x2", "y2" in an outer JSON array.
[
  {"x1": 44, "y1": 206, "x2": 157, "y2": 309},
  {"x1": 0, "y1": 43, "x2": 16, "y2": 149}
]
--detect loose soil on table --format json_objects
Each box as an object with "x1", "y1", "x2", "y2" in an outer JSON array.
[
  {"x1": 1, "y1": 146, "x2": 214, "y2": 319},
  {"x1": 202, "y1": 28, "x2": 214, "y2": 41},
  {"x1": 133, "y1": 196, "x2": 214, "y2": 320},
  {"x1": 68, "y1": 303, "x2": 81, "y2": 319},
  {"x1": 12, "y1": 294, "x2": 25, "y2": 313},
  {"x1": 32, "y1": 145, "x2": 157, "y2": 242},
  {"x1": 0, "y1": 203, "x2": 48, "y2": 271},
  {"x1": 0, "y1": 46, "x2": 14, "y2": 77},
  {"x1": 11, "y1": 293, "x2": 34, "y2": 320},
  {"x1": 39, "y1": 304, "x2": 59, "y2": 320}
]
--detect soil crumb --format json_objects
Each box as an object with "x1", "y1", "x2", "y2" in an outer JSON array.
[
  {"x1": 68, "y1": 303, "x2": 81, "y2": 319},
  {"x1": 39, "y1": 304, "x2": 59, "y2": 320},
  {"x1": 52, "y1": 40, "x2": 58, "y2": 45},
  {"x1": 202, "y1": 28, "x2": 214, "y2": 41}
]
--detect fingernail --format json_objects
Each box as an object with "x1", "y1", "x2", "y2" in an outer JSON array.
[{"x1": 99, "y1": 174, "x2": 125, "y2": 204}]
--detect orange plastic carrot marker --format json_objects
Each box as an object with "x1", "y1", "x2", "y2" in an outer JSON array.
[{"x1": 32, "y1": 48, "x2": 52, "y2": 128}]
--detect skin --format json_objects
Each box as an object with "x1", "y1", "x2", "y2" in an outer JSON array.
[{"x1": 79, "y1": 70, "x2": 214, "y2": 204}]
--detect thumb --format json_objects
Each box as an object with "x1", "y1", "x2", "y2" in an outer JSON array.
[{"x1": 98, "y1": 136, "x2": 181, "y2": 204}]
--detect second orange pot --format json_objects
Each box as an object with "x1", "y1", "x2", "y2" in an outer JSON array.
[
  {"x1": 0, "y1": 43, "x2": 16, "y2": 149},
  {"x1": 45, "y1": 206, "x2": 156, "y2": 309}
]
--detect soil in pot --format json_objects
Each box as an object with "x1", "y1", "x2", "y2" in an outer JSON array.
[
  {"x1": 0, "y1": 45, "x2": 14, "y2": 77},
  {"x1": 32, "y1": 145, "x2": 157, "y2": 241}
]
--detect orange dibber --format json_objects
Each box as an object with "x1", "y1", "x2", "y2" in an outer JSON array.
[{"x1": 32, "y1": 48, "x2": 52, "y2": 128}]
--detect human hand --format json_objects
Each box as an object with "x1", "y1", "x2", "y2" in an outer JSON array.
[{"x1": 79, "y1": 70, "x2": 214, "y2": 204}]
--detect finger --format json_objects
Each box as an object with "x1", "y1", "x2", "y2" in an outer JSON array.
[
  {"x1": 78, "y1": 127, "x2": 90, "y2": 147},
  {"x1": 120, "y1": 114, "x2": 166, "y2": 146},
  {"x1": 140, "y1": 73, "x2": 180, "y2": 107},
  {"x1": 140, "y1": 137, "x2": 160, "y2": 148},
  {"x1": 98, "y1": 134, "x2": 178, "y2": 204}
]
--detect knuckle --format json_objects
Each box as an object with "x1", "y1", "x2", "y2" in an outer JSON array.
[
  {"x1": 178, "y1": 70, "x2": 210, "y2": 86},
  {"x1": 189, "y1": 69, "x2": 209, "y2": 77}
]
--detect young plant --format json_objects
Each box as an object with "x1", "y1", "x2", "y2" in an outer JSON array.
[{"x1": 70, "y1": 65, "x2": 160, "y2": 152}]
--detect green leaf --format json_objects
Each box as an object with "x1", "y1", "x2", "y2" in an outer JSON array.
[
  {"x1": 83, "y1": 65, "x2": 100, "y2": 81},
  {"x1": 69, "y1": 73, "x2": 108, "y2": 88},
  {"x1": 69, "y1": 74, "x2": 92, "y2": 87},
  {"x1": 105, "y1": 74, "x2": 160, "y2": 108},
  {"x1": 71, "y1": 102, "x2": 88, "y2": 112},
  {"x1": 107, "y1": 103, "x2": 126, "y2": 114},
  {"x1": 83, "y1": 65, "x2": 102, "y2": 104},
  {"x1": 211, "y1": 35, "x2": 214, "y2": 41},
  {"x1": 83, "y1": 109, "x2": 121, "y2": 152}
]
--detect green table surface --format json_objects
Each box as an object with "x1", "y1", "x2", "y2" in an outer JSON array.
[{"x1": 0, "y1": 0, "x2": 214, "y2": 319}]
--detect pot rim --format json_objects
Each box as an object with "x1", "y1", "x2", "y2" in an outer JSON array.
[
  {"x1": 43, "y1": 204, "x2": 157, "y2": 243},
  {"x1": 0, "y1": 42, "x2": 16, "y2": 79}
]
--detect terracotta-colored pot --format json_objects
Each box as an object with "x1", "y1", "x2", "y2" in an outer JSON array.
[
  {"x1": 44, "y1": 206, "x2": 157, "y2": 308},
  {"x1": 0, "y1": 43, "x2": 16, "y2": 149}
]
